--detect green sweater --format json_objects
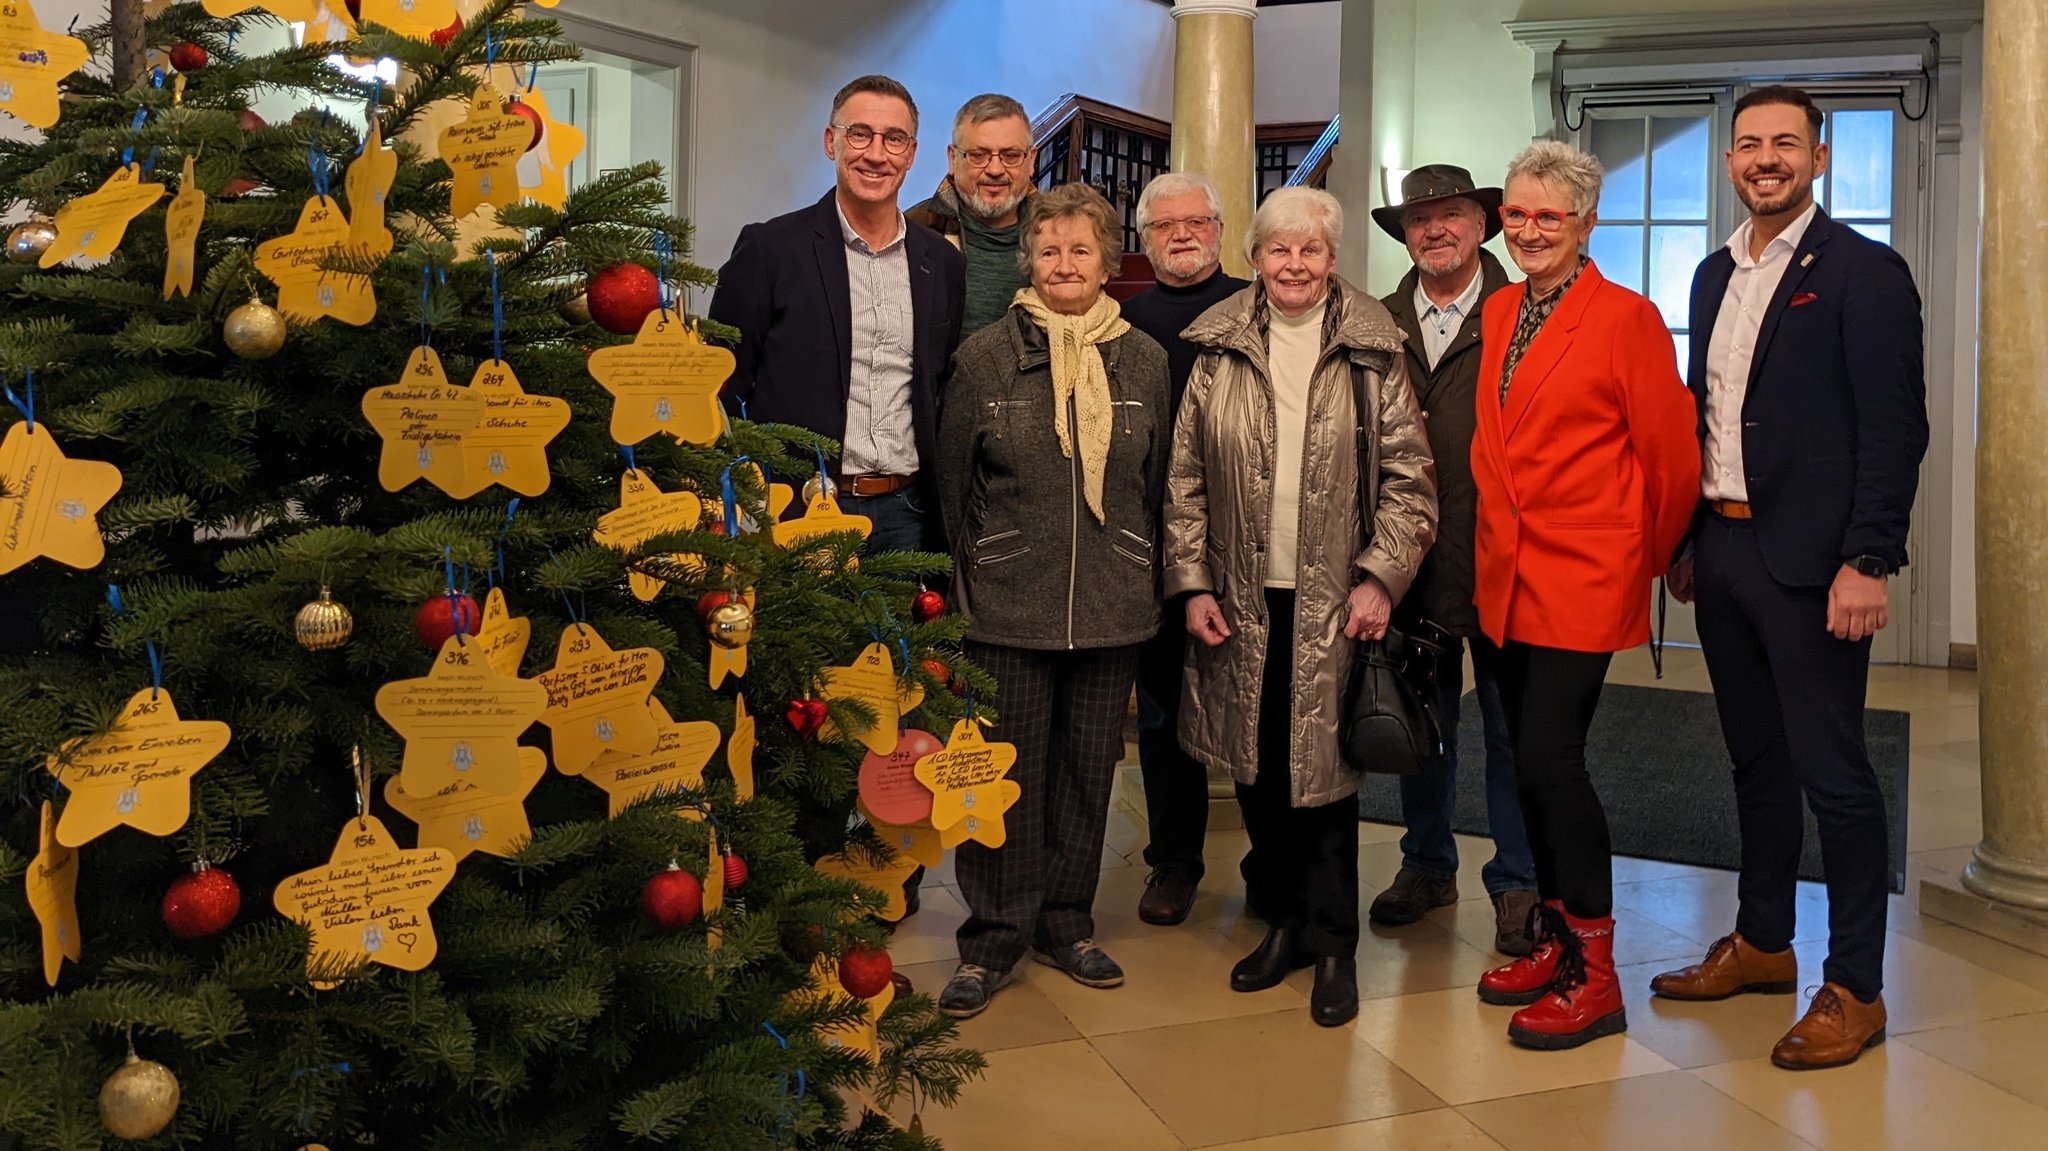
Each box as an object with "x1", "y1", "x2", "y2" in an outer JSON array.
[{"x1": 959, "y1": 211, "x2": 1029, "y2": 336}]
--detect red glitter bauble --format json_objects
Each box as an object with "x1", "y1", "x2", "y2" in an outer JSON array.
[
  {"x1": 839, "y1": 945, "x2": 894, "y2": 999},
  {"x1": 169, "y1": 42, "x2": 208, "y2": 72},
  {"x1": 641, "y1": 867, "x2": 702, "y2": 931},
  {"x1": 162, "y1": 865, "x2": 241, "y2": 940},
  {"x1": 586, "y1": 262, "x2": 661, "y2": 335},
  {"x1": 413, "y1": 592, "x2": 481, "y2": 649}
]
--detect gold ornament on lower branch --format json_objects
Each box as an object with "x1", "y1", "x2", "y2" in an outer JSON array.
[
  {"x1": 224, "y1": 295, "x2": 287, "y2": 360},
  {"x1": 295, "y1": 587, "x2": 353, "y2": 651},
  {"x1": 99, "y1": 1053, "x2": 180, "y2": 1140},
  {"x1": 7, "y1": 217, "x2": 58, "y2": 264}
]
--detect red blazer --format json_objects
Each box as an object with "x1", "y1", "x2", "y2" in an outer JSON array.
[{"x1": 1472, "y1": 261, "x2": 1701, "y2": 652}]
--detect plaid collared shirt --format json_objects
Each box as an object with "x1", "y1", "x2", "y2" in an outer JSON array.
[{"x1": 1499, "y1": 257, "x2": 1586, "y2": 405}]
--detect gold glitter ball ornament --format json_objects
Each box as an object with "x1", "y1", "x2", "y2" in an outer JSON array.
[
  {"x1": 224, "y1": 296, "x2": 287, "y2": 360},
  {"x1": 99, "y1": 1054, "x2": 180, "y2": 1140},
  {"x1": 707, "y1": 599, "x2": 755, "y2": 649},
  {"x1": 7, "y1": 217, "x2": 57, "y2": 264},
  {"x1": 295, "y1": 587, "x2": 354, "y2": 651}
]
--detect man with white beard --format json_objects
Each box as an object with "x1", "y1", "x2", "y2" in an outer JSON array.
[
  {"x1": 1120, "y1": 172, "x2": 1248, "y2": 927},
  {"x1": 908, "y1": 94, "x2": 1040, "y2": 335}
]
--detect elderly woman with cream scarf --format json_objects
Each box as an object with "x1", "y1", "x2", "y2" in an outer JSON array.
[{"x1": 933, "y1": 183, "x2": 1171, "y2": 1020}]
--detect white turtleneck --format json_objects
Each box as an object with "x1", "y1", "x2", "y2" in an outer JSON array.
[{"x1": 1264, "y1": 296, "x2": 1326, "y2": 588}]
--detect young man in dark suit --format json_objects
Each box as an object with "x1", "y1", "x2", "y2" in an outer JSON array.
[
  {"x1": 708, "y1": 74, "x2": 968, "y2": 556},
  {"x1": 1654, "y1": 86, "x2": 1928, "y2": 1070}
]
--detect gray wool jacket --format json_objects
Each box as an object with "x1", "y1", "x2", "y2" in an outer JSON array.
[{"x1": 937, "y1": 307, "x2": 1173, "y2": 650}]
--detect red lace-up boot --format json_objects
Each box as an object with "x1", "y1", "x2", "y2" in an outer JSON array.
[
  {"x1": 1477, "y1": 900, "x2": 1565, "y2": 1006},
  {"x1": 1506, "y1": 910, "x2": 1626, "y2": 1050}
]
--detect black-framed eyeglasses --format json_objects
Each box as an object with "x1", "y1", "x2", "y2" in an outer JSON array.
[
  {"x1": 833, "y1": 123, "x2": 914, "y2": 155},
  {"x1": 960, "y1": 147, "x2": 1029, "y2": 169}
]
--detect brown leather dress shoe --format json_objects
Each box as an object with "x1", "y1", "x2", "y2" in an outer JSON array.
[
  {"x1": 1649, "y1": 932, "x2": 1798, "y2": 1001},
  {"x1": 1772, "y1": 983, "x2": 1886, "y2": 1070}
]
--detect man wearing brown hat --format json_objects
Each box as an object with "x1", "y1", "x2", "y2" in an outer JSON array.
[{"x1": 1368, "y1": 165, "x2": 1539, "y2": 955}]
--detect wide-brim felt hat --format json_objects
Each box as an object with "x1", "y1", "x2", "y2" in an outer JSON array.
[{"x1": 1371, "y1": 164, "x2": 1504, "y2": 242}]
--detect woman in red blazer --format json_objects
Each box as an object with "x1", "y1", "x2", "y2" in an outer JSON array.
[{"x1": 1468, "y1": 142, "x2": 1700, "y2": 1052}]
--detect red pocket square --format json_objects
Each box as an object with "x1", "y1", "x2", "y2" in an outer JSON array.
[{"x1": 1790, "y1": 291, "x2": 1820, "y2": 307}]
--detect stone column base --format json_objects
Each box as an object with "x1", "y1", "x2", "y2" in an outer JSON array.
[{"x1": 1920, "y1": 873, "x2": 2048, "y2": 958}]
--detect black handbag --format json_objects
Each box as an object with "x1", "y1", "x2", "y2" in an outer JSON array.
[{"x1": 1337, "y1": 359, "x2": 1448, "y2": 776}]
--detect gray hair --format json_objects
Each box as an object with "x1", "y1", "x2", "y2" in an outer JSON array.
[
  {"x1": 1135, "y1": 171, "x2": 1224, "y2": 231},
  {"x1": 1504, "y1": 140, "x2": 1604, "y2": 217},
  {"x1": 1244, "y1": 186, "x2": 1343, "y2": 263},
  {"x1": 952, "y1": 93, "x2": 1029, "y2": 144}
]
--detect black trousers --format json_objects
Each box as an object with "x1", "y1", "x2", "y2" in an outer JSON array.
[
  {"x1": 1695, "y1": 515, "x2": 1887, "y2": 999},
  {"x1": 1137, "y1": 614, "x2": 1209, "y2": 881},
  {"x1": 1235, "y1": 588, "x2": 1360, "y2": 958},
  {"x1": 953, "y1": 641, "x2": 1143, "y2": 972},
  {"x1": 1485, "y1": 638, "x2": 1615, "y2": 919}
]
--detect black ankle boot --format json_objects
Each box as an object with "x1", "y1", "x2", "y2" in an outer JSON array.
[
  {"x1": 1310, "y1": 955, "x2": 1359, "y2": 1026},
  {"x1": 1231, "y1": 927, "x2": 1310, "y2": 992}
]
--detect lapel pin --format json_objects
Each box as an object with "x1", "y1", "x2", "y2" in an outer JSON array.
[{"x1": 1799, "y1": 253, "x2": 1815, "y2": 267}]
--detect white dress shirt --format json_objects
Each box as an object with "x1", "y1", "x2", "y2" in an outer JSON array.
[
  {"x1": 835, "y1": 200, "x2": 918, "y2": 477},
  {"x1": 1412, "y1": 266, "x2": 1484, "y2": 371},
  {"x1": 1702, "y1": 202, "x2": 1818, "y2": 501}
]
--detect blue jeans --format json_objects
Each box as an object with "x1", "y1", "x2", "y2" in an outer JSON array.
[
  {"x1": 838, "y1": 486, "x2": 928, "y2": 555},
  {"x1": 1396, "y1": 637, "x2": 1536, "y2": 896}
]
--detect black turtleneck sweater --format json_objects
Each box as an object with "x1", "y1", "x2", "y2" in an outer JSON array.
[{"x1": 1120, "y1": 269, "x2": 1249, "y2": 414}]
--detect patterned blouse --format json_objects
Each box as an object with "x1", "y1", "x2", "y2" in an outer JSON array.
[{"x1": 1499, "y1": 257, "x2": 1588, "y2": 405}]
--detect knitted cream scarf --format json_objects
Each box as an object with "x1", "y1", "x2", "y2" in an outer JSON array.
[{"x1": 1012, "y1": 287, "x2": 1130, "y2": 523}]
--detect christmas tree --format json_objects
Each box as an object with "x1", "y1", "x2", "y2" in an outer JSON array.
[{"x1": 0, "y1": 2, "x2": 985, "y2": 1147}]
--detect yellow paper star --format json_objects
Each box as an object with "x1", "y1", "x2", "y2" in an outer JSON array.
[
  {"x1": 304, "y1": 0, "x2": 356, "y2": 43},
  {"x1": 858, "y1": 797, "x2": 944, "y2": 870},
  {"x1": 201, "y1": 0, "x2": 316, "y2": 19},
  {"x1": 513, "y1": 85, "x2": 585, "y2": 210},
  {"x1": 343, "y1": 119, "x2": 397, "y2": 260},
  {"x1": 533, "y1": 624, "x2": 665, "y2": 775},
  {"x1": 702, "y1": 824, "x2": 725, "y2": 918},
  {"x1": 359, "y1": 345, "x2": 486, "y2": 493},
  {"x1": 794, "y1": 955, "x2": 893, "y2": 1064},
  {"x1": 375, "y1": 634, "x2": 547, "y2": 799},
  {"x1": 273, "y1": 815, "x2": 455, "y2": 989},
  {"x1": 26, "y1": 800, "x2": 79, "y2": 987},
  {"x1": 45, "y1": 687, "x2": 231, "y2": 848},
  {"x1": 914, "y1": 718, "x2": 1020, "y2": 844},
  {"x1": 38, "y1": 164, "x2": 164, "y2": 269},
  {"x1": 936, "y1": 779, "x2": 1021, "y2": 849},
  {"x1": 437, "y1": 88, "x2": 534, "y2": 220},
  {"x1": 582, "y1": 699, "x2": 721, "y2": 816},
  {"x1": 707, "y1": 588, "x2": 754, "y2": 690},
  {"x1": 815, "y1": 849, "x2": 920, "y2": 923},
  {"x1": 728, "y1": 694, "x2": 756, "y2": 801},
  {"x1": 771, "y1": 488, "x2": 873, "y2": 559},
  {"x1": 384, "y1": 745, "x2": 545, "y2": 863},
  {"x1": 592, "y1": 469, "x2": 704, "y2": 602},
  {"x1": 586, "y1": 314, "x2": 732, "y2": 446},
  {"x1": 255, "y1": 195, "x2": 377, "y2": 326},
  {"x1": 360, "y1": 0, "x2": 458, "y2": 39},
  {"x1": 475, "y1": 586, "x2": 531, "y2": 679},
  {"x1": 819, "y1": 642, "x2": 910, "y2": 756},
  {"x1": 162, "y1": 156, "x2": 206, "y2": 299},
  {"x1": 433, "y1": 359, "x2": 571, "y2": 499},
  {"x1": 0, "y1": 0, "x2": 91, "y2": 130},
  {"x1": 0, "y1": 420, "x2": 123, "y2": 576}
]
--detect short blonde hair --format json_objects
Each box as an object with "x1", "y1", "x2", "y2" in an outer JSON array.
[
  {"x1": 1018, "y1": 183, "x2": 1123, "y2": 273},
  {"x1": 1504, "y1": 140, "x2": 1604, "y2": 217},
  {"x1": 1244, "y1": 186, "x2": 1343, "y2": 263}
]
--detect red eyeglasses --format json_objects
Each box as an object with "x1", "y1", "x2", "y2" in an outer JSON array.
[{"x1": 1499, "y1": 205, "x2": 1579, "y2": 233}]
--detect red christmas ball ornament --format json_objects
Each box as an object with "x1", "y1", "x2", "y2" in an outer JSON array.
[
  {"x1": 162, "y1": 864, "x2": 241, "y2": 940},
  {"x1": 505, "y1": 97, "x2": 544, "y2": 155},
  {"x1": 169, "y1": 42, "x2": 208, "y2": 72},
  {"x1": 429, "y1": 14, "x2": 463, "y2": 49},
  {"x1": 642, "y1": 865, "x2": 702, "y2": 931},
  {"x1": 784, "y1": 698, "x2": 828, "y2": 740},
  {"x1": 722, "y1": 851, "x2": 748, "y2": 891},
  {"x1": 839, "y1": 945, "x2": 894, "y2": 999},
  {"x1": 911, "y1": 588, "x2": 946, "y2": 624},
  {"x1": 586, "y1": 262, "x2": 661, "y2": 335},
  {"x1": 414, "y1": 591, "x2": 481, "y2": 650},
  {"x1": 696, "y1": 589, "x2": 735, "y2": 624}
]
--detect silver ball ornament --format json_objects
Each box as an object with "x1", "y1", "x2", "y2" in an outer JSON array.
[{"x1": 802, "y1": 473, "x2": 837, "y2": 503}]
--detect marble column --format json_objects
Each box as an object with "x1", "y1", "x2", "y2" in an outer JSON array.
[
  {"x1": 1170, "y1": 0, "x2": 1257, "y2": 279},
  {"x1": 1966, "y1": 0, "x2": 2048, "y2": 914}
]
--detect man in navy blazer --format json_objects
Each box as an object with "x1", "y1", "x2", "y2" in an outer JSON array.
[
  {"x1": 1654, "y1": 86, "x2": 1928, "y2": 1071},
  {"x1": 708, "y1": 74, "x2": 967, "y2": 554}
]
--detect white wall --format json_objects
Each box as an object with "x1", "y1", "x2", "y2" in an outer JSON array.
[{"x1": 1254, "y1": 1, "x2": 1341, "y2": 124}]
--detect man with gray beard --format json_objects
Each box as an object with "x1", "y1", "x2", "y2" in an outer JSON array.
[
  {"x1": 908, "y1": 94, "x2": 1039, "y2": 335},
  {"x1": 1120, "y1": 172, "x2": 1247, "y2": 926}
]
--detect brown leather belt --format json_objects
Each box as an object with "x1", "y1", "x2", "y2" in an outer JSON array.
[
  {"x1": 1708, "y1": 499, "x2": 1753, "y2": 520},
  {"x1": 837, "y1": 472, "x2": 916, "y2": 497}
]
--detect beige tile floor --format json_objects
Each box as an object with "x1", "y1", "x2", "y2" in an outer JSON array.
[{"x1": 894, "y1": 650, "x2": 2048, "y2": 1150}]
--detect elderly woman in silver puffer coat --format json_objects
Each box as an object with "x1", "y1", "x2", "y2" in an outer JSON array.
[{"x1": 1165, "y1": 186, "x2": 1437, "y2": 1028}]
